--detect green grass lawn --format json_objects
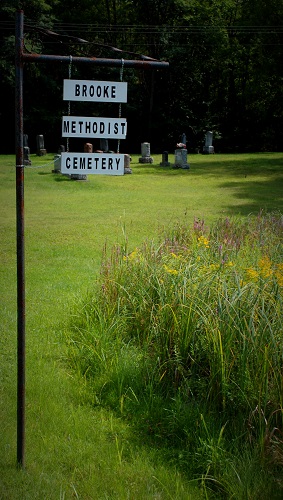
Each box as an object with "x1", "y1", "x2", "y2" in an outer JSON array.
[{"x1": 1, "y1": 152, "x2": 283, "y2": 499}]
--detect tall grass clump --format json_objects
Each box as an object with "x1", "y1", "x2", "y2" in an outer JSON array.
[{"x1": 67, "y1": 211, "x2": 283, "y2": 498}]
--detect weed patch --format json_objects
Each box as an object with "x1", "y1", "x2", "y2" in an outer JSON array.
[{"x1": 68, "y1": 211, "x2": 283, "y2": 497}]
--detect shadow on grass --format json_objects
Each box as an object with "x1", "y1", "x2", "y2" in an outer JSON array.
[
  {"x1": 133, "y1": 155, "x2": 283, "y2": 216},
  {"x1": 52, "y1": 175, "x2": 73, "y2": 182},
  {"x1": 133, "y1": 155, "x2": 283, "y2": 177},
  {"x1": 218, "y1": 178, "x2": 283, "y2": 215}
]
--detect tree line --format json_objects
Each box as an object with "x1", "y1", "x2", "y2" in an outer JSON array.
[{"x1": 1, "y1": 0, "x2": 283, "y2": 153}]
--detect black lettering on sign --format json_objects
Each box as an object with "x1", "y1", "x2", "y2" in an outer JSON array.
[
  {"x1": 103, "y1": 86, "x2": 109, "y2": 98},
  {"x1": 73, "y1": 157, "x2": 78, "y2": 169},
  {"x1": 100, "y1": 122, "x2": 105, "y2": 134},
  {"x1": 63, "y1": 121, "x2": 70, "y2": 134},
  {"x1": 66, "y1": 157, "x2": 71, "y2": 168},
  {"x1": 82, "y1": 85, "x2": 87, "y2": 97},
  {"x1": 71, "y1": 121, "x2": 76, "y2": 133},
  {"x1": 114, "y1": 123, "x2": 118, "y2": 134},
  {"x1": 97, "y1": 86, "x2": 101, "y2": 97},
  {"x1": 89, "y1": 85, "x2": 94, "y2": 97},
  {"x1": 102, "y1": 158, "x2": 106, "y2": 169},
  {"x1": 75, "y1": 85, "x2": 80, "y2": 96},
  {"x1": 87, "y1": 158, "x2": 92, "y2": 169},
  {"x1": 111, "y1": 86, "x2": 116, "y2": 98},
  {"x1": 79, "y1": 158, "x2": 86, "y2": 169},
  {"x1": 108, "y1": 158, "x2": 113, "y2": 169}
]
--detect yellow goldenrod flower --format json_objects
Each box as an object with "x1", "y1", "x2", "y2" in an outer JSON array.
[
  {"x1": 209, "y1": 264, "x2": 219, "y2": 271},
  {"x1": 170, "y1": 252, "x2": 180, "y2": 259},
  {"x1": 163, "y1": 264, "x2": 179, "y2": 275},
  {"x1": 245, "y1": 267, "x2": 259, "y2": 281},
  {"x1": 197, "y1": 235, "x2": 210, "y2": 248},
  {"x1": 259, "y1": 256, "x2": 273, "y2": 278},
  {"x1": 123, "y1": 248, "x2": 143, "y2": 263}
]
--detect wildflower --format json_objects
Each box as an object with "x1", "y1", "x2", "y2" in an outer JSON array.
[
  {"x1": 163, "y1": 264, "x2": 179, "y2": 275},
  {"x1": 197, "y1": 235, "x2": 210, "y2": 248},
  {"x1": 170, "y1": 252, "x2": 181, "y2": 259},
  {"x1": 245, "y1": 268, "x2": 259, "y2": 281},
  {"x1": 258, "y1": 256, "x2": 273, "y2": 278},
  {"x1": 123, "y1": 248, "x2": 143, "y2": 263},
  {"x1": 209, "y1": 264, "x2": 219, "y2": 271}
]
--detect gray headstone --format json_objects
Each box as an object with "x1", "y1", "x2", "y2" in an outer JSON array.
[
  {"x1": 58, "y1": 145, "x2": 65, "y2": 153},
  {"x1": 52, "y1": 154, "x2": 61, "y2": 173},
  {"x1": 124, "y1": 154, "x2": 132, "y2": 174},
  {"x1": 71, "y1": 173, "x2": 87, "y2": 181},
  {"x1": 139, "y1": 142, "x2": 154, "y2": 164},
  {"x1": 174, "y1": 148, "x2": 190, "y2": 169},
  {"x1": 36, "y1": 135, "x2": 47, "y2": 156},
  {"x1": 24, "y1": 146, "x2": 31, "y2": 166},
  {"x1": 203, "y1": 131, "x2": 214, "y2": 154},
  {"x1": 23, "y1": 134, "x2": 29, "y2": 148}
]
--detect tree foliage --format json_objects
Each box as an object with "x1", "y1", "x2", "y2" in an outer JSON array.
[{"x1": 1, "y1": 0, "x2": 283, "y2": 153}]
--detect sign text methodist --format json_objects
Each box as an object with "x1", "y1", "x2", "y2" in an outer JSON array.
[{"x1": 62, "y1": 116, "x2": 127, "y2": 139}]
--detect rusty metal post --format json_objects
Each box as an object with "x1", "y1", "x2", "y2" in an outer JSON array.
[
  {"x1": 13, "y1": 8, "x2": 168, "y2": 469},
  {"x1": 15, "y1": 9, "x2": 25, "y2": 468}
]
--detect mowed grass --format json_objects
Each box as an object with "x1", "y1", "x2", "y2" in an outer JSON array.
[{"x1": 1, "y1": 152, "x2": 283, "y2": 499}]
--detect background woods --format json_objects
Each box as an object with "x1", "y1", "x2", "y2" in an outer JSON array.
[{"x1": 1, "y1": 0, "x2": 283, "y2": 153}]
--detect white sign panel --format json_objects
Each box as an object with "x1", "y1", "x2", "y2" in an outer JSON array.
[
  {"x1": 63, "y1": 79, "x2": 128, "y2": 102},
  {"x1": 62, "y1": 116, "x2": 127, "y2": 139},
  {"x1": 61, "y1": 153, "x2": 124, "y2": 176}
]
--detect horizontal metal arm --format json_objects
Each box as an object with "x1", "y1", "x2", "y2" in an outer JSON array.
[{"x1": 22, "y1": 52, "x2": 169, "y2": 69}]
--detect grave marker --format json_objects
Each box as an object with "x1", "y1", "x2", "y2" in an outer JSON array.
[
  {"x1": 139, "y1": 142, "x2": 153, "y2": 164},
  {"x1": 203, "y1": 131, "x2": 214, "y2": 154},
  {"x1": 160, "y1": 151, "x2": 170, "y2": 167},
  {"x1": 36, "y1": 134, "x2": 47, "y2": 156}
]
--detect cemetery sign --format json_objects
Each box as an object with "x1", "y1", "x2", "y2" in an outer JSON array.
[
  {"x1": 62, "y1": 116, "x2": 127, "y2": 139},
  {"x1": 62, "y1": 79, "x2": 128, "y2": 176},
  {"x1": 61, "y1": 152, "x2": 125, "y2": 175},
  {"x1": 63, "y1": 79, "x2": 127, "y2": 102}
]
